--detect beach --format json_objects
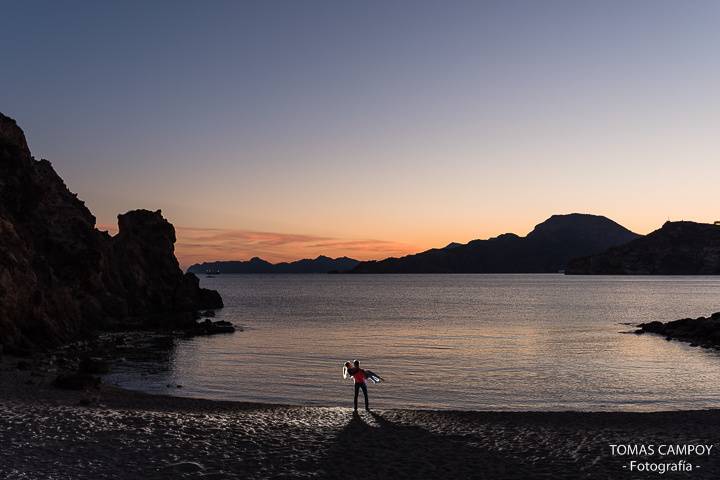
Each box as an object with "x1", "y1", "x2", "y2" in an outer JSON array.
[{"x1": 3, "y1": 356, "x2": 720, "y2": 479}]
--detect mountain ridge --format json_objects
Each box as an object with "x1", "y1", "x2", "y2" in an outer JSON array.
[
  {"x1": 187, "y1": 255, "x2": 359, "y2": 274},
  {"x1": 566, "y1": 221, "x2": 720, "y2": 274},
  {"x1": 350, "y1": 213, "x2": 640, "y2": 273}
]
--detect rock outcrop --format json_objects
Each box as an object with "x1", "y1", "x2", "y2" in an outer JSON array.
[
  {"x1": 566, "y1": 221, "x2": 720, "y2": 274},
  {"x1": 638, "y1": 313, "x2": 720, "y2": 348},
  {"x1": 0, "y1": 112, "x2": 222, "y2": 350},
  {"x1": 350, "y1": 214, "x2": 639, "y2": 273}
]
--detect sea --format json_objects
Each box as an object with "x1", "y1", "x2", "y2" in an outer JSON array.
[{"x1": 107, "y1": 274, "x2": 720, "y2": 411}]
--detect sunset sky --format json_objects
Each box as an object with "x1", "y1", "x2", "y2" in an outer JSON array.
[{"x1": 3, "y1": 1, "x2": 720, "y2": 268}]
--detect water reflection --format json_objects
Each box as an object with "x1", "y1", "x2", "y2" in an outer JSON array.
[{"x1": 110, "y1": 275, "x2": 720, "y2": 411}]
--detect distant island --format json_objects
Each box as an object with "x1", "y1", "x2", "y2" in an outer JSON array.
[
  {"x1": 187, "y1": 255, "x2": 359, "y2": 274},
  {"x1": 349, "y1": 214, "x2": 639, "y2": 273},
  {"x1": 566, "y1": 221, "x2": 720, "y2": 274}
]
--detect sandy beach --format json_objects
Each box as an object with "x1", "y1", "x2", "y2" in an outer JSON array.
[{"x1": 1, "y1": 355, "x2": 719, "y2": 480}]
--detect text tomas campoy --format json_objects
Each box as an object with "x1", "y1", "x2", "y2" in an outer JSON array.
[{"x1": 610, "y1": 444, "x2": 714, "y2": 456}]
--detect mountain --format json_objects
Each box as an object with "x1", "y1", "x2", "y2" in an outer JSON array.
[
  {"x1": 350, "y1": 214, "x2": 640, "y2": 273},
  {"x1": 0, "y1": 112, "x2": 222, "y2": 350},
  {"x1": 566, "y1": 221, "x2": 720, "y2": 274},
  {"x1": 187, "y1": 255, "x2": 360, "y2": 274}
]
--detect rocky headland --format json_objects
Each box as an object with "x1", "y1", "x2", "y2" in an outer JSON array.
[
  {"x1": 566, "y1": 221, "x2": 720, "y2": 274},
  {"x1": 637, "y1": 312, "x2": 720, "y2": 348},
  {"x1": 0, "y1": 112, "x2": 223, "y2": 353}
]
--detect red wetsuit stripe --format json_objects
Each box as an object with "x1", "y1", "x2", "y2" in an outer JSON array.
[{"x1": 352, "y1": 369, "x2": 366, "y2": 384}]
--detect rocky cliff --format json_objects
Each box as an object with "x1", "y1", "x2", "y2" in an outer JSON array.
[
  {"x1": 566, "y1": 221, "x2": 720, "y2": 274},
  {"x1": 350, "y1": 213, "x2": 639, "y2": 273},
  {"x1": 0, "y1": 113, "x2": 222, "y2": 350}
]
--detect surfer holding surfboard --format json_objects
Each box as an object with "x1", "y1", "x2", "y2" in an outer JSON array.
[{"x1": 342, "y1": 359, "x2": 384, "y2": 412}]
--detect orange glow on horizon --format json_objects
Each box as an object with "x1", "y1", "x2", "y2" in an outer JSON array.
[
  {"x1": 97, "y1": 211, "x2": 718, "y2": 271},
  {"x1": 97, "y1": 224, "x2": 419, "y2": 269}
]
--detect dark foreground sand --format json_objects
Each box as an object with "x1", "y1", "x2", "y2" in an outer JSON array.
[{"x1": 2, "y1": 358, "x2": 720, "y2": 479}]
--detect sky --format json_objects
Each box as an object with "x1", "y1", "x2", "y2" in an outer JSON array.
[{"x1": 2, "y1": 1, "x2": 719, "y2": 268}]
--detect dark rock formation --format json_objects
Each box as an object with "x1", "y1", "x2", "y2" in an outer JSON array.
[
  {"x1": 78, "y1": 357, "x2": 111, "y2": 374},
  {"x1": 566, "y1": 221, "x2": 720, "y2": 274},
  {"x1": 188, "y1": 255, "x2": 359, "y2": 274},
  {"x1": 0, "y1": 112, "x2": 222, "y2": 350},
  {"x1": 350, "y1": 214, "x2": 639, "y2": 273},
  {"x1": 637, "y1": 312, "x2": 720, "y2": 347},
  {"x1": 53, "y1": 373, "x2": 101, "y2": 390},
  {"x1": 185, "y1": 319, "x2": 237, "y2": 337},
  {"x1": 109, "y1": 209, "x2": 223, "y2": 320}
]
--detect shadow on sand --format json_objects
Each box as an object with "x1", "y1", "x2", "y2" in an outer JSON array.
[{"x1": 317, "y1": 411, "x2": 532, "y2": 480}]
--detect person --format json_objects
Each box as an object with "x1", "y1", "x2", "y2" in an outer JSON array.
[{"x1": 344, "y1": 359, "x2": 370, "y2": 412}]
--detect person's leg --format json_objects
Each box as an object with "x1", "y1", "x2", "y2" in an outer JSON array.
[
  {"x1": 354, "y1": 383, "x2": 360, "y2": 411},
  {"x1": 361, "y1": 383, "x2": 369, "y2": 411}
]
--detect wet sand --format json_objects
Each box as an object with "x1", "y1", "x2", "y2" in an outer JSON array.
[{"x1": 2, "y1": 357, "x2": 720, "y2": 479}]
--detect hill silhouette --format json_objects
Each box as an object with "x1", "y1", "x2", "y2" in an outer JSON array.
[
  {"x1": 350, "y1": 214, "x2": 639, "y2": 273},
  {"x1": 566, "y1": 221, "x2": 720, "y2": 274},
  {"x1": 188, "y1": 255, "x2": 359, "y2": 274}
]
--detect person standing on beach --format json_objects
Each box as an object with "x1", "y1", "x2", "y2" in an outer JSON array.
[{"x1": 344, "y1": 359, "x2": 370, "y2": 412}]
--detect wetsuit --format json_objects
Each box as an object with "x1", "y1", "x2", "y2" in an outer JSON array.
[{"x1": 348, "y1": 367, "x2": 369, "y2": 411}]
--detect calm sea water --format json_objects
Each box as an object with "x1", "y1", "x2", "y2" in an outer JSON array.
[{"x1": 108, "y1": 274, "x2": 720, "y2": 411}]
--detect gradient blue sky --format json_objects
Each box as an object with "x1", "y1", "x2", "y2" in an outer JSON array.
[{"x1": 2, "y1": 1, "x2": 719, "y2": 266}]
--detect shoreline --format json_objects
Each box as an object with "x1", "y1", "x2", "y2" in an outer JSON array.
[{"x1": 3, "y1": 355, "x2": 720, "y2": 479}]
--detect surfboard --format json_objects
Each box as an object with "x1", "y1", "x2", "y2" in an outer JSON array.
[{"x1": 365, "y1": 370, "x2": 384, "y2": 383}]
